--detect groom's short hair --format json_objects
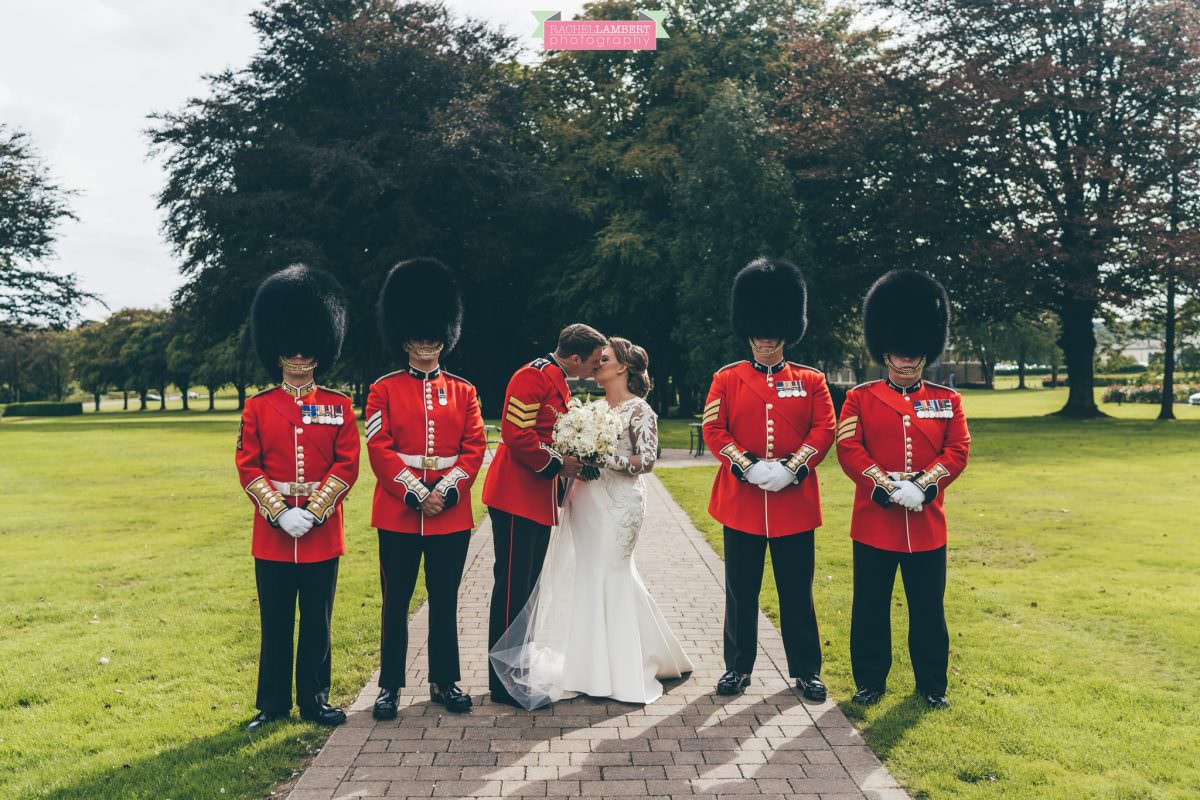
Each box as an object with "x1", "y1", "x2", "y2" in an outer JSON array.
[{"x1": 555, "y1": 323, "x2": 606, "y2": 360}]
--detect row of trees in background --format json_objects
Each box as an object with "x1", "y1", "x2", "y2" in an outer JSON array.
[
  {"x1": 0, "y1": 310, "x2": 261, "y2": 409},
  {"x1": 5, "y1": 0, "x2": 1200, "y2": 420}
]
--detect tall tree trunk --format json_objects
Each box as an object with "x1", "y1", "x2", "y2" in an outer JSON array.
[
  {"x1": 208, "y1": 388, "x2": 216, "y2": 411},
  {"x1": 93, "y1": 390, "x2": 101, "y2": 412},
  {"x1": 159, "y1": 384, "x2": 167, "y2": 411},
  {"x1": 123, "y1": 390, "x2": 129, "y2": 410},
  {"x1": 237, "y1": 381, "x2": 247, "y2": 411},
  {"x1": 1057, "y1": 297, "x2": 1102, "y2": 417},
  {"x1": 181, "y1": 382, "x2": 190, "y2": 411},
  {"x1": 1159, "y1": 271, "x2": 1177, "y2": 421},
  {"x1": 1017, "y1": 359, "x2": 1026, "y2": 390},
  {"x1": 139, "y1": 391, "x2": 147, "y2": 411}
]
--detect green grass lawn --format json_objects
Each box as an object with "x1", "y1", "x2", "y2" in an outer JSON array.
[
  {"x1": 0, "y1": 411, "x2": 486, "y2": 800},
  {"x1": 657, "y1": 416, "x2": 1200, "y2": 800}
]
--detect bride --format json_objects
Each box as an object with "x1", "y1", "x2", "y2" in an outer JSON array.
[{"x1": 488, "y1": 337, "x2": 694, "y2": 708}]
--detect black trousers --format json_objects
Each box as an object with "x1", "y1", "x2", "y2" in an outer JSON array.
[
  {"x1": 378, "y1": 529, "x2": 471, "y2": 689},
  {"x1": 487, "y1": 508, "x2": 552, "y2": 700},
  {"x1": 723, "y1": 527, "x2": 821, "y2": 677},
  {"x1": 254, "y1": 557, "x2": 339, "y2": 714},
  {"x1": 850, "y1": 541, "x2": 949, "y2": 695}
]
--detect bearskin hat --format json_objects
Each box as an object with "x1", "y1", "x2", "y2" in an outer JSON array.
[
  {"x1": 730, "y1": 257, "x2": 808, "y2": 345},
  {"x1": 377, "y1": 257, "x2": 463, "y2": 356},
  {"x1": 862, "y1": 269, "x2": 950, "y2": 365},
  {"x1": 250, "y1": 264, "x2": 348, "y2": 381}
]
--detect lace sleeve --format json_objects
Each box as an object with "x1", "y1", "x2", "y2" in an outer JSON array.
[{"x1": 605, "y1": 401, "x2": 658, "y2": 475}]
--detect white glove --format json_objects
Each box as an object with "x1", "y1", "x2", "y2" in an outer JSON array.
[
  {"x1": 279, "y1": 507, "x2": 315, "y2": 538},
  {"x1": 759, "y1": 462, "x2": 798, "y2": 492},
  {"x1": 889, "y1": 480, "x2": 925, "y2": 512},
  {"x1": 744, "y1": 462, "x2": 772, "y2": 485}
]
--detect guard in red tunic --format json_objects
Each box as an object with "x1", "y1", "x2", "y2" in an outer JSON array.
[
  {"x1": 366, "y1": 258, "x2": 486, "y2": 717},
  {"x1": 480, "y1": 323, "x2": 606, "y2": 705},
  {"x1": 236, "y1": 264, "x2": 360, "y2": 731},
  {"x1": 702, "y1": 257, "x2": 837, "y2": 700},
  {"x1": 837, "y1": 269, "x2": 970, "y2": 710}
]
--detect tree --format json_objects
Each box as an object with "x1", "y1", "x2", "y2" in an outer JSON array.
[
  {"x1": 1004, "y1": 312, "x2": 1062, "y2": 389},
  {"x1": 0, "y1": 327, "x2": 73, "y2": 402},
  {"x1": 869, "y1": 0, "x2": 1200, "y2": 417},
  {"x1": 72, "y1": 320, "x2": 120, "y2": 412},
  {"x1": 527, "y1": 0, "x2": 821, "y2": 414},
  {"x1": 118, "y1": 310, "x2": 170, "y2": 410},
  {"x1": 671, "y1": 80, "x2": 809, "y2": 413},
  {"x1": 149, "y1": 0, "x2": 550, "y2": 412},
  {"x1": 0, "y1": 125, "x2": 93, "y2": 329}
]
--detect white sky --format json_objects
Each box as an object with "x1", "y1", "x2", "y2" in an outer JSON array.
[{"x1": 0, "y1": 0, "x2": 590, "y2": 321}]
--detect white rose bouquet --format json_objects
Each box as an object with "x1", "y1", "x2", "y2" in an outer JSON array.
[{"x1": 553, "y1": 397, "x2": 624, "y2": 481}]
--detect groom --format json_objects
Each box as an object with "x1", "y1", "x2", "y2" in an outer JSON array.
[{"x1": 481, "y1": 323, "x2": 606, "y2": 705}]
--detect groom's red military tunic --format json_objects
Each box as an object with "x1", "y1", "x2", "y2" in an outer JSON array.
[
  {"x1": 481, "y1": 356, "x2": 571, "y2": 526},
  {"x1": 235, "y1": 384, "x2": 360, "y2": 562},
  {"x1": 365, "y1": 366, "x2": 487, "y2": 535},
  {"x1": 836, "y1": 379, "x2": 970, "y2": 553},
  {"x1": 703, "y1": 360, "x2": 837, "y2": 536}
]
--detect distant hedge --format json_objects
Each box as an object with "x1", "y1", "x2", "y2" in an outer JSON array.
[{"x1": 1, "y1": 402, "x2": 84, "y2": 418}]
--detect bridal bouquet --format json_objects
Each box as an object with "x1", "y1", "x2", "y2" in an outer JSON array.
[{"x1": 553, "y1": 397, "x2": 624, "y2": 480}]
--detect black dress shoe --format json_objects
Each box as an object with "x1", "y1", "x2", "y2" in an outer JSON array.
[
  {"x1": 852, "y1": 687, "x2": 886, "y2": 706},
  {"x1": 299, "y1": 702, "x2": 347, "y2": 726},
  {"x1": 921, "y1": 691, "x2": 950, "y2": 710},
  {"x1": 373, "y1": 687, "x2": 399, "y2": 720},
  {"x1": 489, "y1": 690, "x2": 522, "y2": 708},
  {"x1": 716, "y1": 670, "x2": 751, "y2": 696},
  {"x1": 796, "y1": 674, "x2": 827, "y2": 702},
  {"x1": 246, "y1": 710, "x2": 287, "y2": 731},
  {"x1": 431, "y1": 682, "x2": 472, "y2": 713}
]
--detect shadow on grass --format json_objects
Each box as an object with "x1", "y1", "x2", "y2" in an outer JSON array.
[
  {"x1": 38, "y1": 719, "x2": 327, "y2": 800},
  {"x1": 839, "y1": 689, "x2": 935, "y2": 764}
]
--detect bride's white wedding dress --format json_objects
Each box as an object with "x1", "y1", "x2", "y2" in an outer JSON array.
[{"x1": 489, "y1": 396, "x2": 694, "y2": 709}]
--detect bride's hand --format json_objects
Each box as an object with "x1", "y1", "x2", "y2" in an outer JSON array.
[{"x1": 561, "y1": 455, "x2": 584, "y2": 479}]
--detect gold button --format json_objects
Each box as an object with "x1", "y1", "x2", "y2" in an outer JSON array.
[{"x1": 766, "y1": 403, "x2": 774, "y2": 410}]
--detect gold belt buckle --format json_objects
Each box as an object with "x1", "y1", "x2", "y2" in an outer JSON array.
[
  {"x1": 288, "y1": 482, "x2": 312, "y2": 496},
  {"x1": 421, "y1": 456, "x2": 440, "y2": 469}
]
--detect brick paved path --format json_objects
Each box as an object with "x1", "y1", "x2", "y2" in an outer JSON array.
[{"x1": 287, "y1": 474, "x2": 910, "y2": 800}]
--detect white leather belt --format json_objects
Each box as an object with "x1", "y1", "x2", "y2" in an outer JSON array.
[
  {"x1": 399, "y1": 453, "x2": 458, "y2": 470},
  {"x1": 271, "y1": 480, "x2": 320, "y2": 496}
]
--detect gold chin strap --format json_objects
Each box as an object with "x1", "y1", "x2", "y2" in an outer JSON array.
[
  {"x1": 750, "y1": 339, "x2": 783, "y2": 359},
  {"x1": 885, "y1": 354, "x2": 926, "y2": 377},
  {"x1": 405, "y1": 341, "x2": 445, "y2": 358},
  {"x1": 278, "y1": 356, "x2": 317, "y2": 373}
]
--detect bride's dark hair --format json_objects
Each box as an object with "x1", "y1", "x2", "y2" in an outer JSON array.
[{"x1": 608, "y1": 337, "x2": 652, "y2": 398}]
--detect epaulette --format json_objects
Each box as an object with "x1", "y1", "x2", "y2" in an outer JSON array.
[
  {"x1": 717, "y1": 360, "x2": 748, "y2": 372},
  {"x1": 442, "y1": 370, "x2": 474, "y2": 387},
  {"x1": 320, "y1": 386, "x2": 352, "y2": 399},
  {"x1": 530, "y1": 357, "x2": 553, "y2": 370},
  {"x1": 372, "y1": 369, "x2": 406, "y2": 384},
  {"x1": 923, "y1": 381, "x2": 958, "y2": 394},
  {"x1": 250, "y1": 387, "x2": 276, "y2": 399},
  {"x1": 788, "y1": 361, "x2": 822, "y2": 373},
  {"x1": 850, "y1": 379, "x2": 881, "y2": 391}
]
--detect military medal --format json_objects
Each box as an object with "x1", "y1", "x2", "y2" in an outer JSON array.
[
  {"x1": 775, "y1": 380, "x2": 806, "y2": 398},
  {"x1": 438, "y1": 386, "x2": 448, "y2": 406},
  {"x1": 914, "y1": 399, "x2": 953, "y2": 419},
  {"x1": 301, "y1": 403, "x2": 345, "y2": 424}
]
